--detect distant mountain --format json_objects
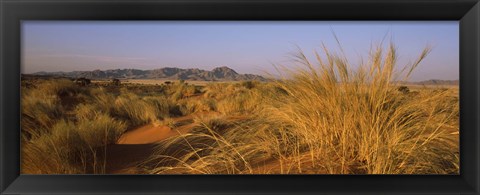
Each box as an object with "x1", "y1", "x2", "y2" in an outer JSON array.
[
  {"x1": 413, "y1": 79, "x2": 459, "y2": 85},
  {"x1": 33, "y1": 66, "x2": 267, "y2": 81}
]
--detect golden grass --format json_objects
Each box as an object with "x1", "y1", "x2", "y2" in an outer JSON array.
[
  {"x1": 260, "y1": 44, "x2": 458, "y2": 174},
  {"x1": 21, "y1": 43, "x2": 459, "y2": 174},
  {"x1": 143, "y1": 43, "x2": 459, "y2": 174}
]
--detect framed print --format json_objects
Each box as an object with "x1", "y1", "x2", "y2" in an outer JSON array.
[{"x1": 1, "y1": 0, "x2": 479, "y2": 194}]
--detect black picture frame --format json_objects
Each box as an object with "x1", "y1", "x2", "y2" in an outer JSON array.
[{"x1": 1, "y1": 0, "x2": 479, "y2": 194}]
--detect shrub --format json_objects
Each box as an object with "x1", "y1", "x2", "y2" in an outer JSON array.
[
  {"x1": 30, "y1": 79, "x2": 79, "y2": 98},
  {"x1": 22, "y1": 120, "x2": 87, "y2": 174},
  {"x1": 88, "y1": 87, "x2": 116, "y2": 113},
  {"x1": 241, "y1": 80, "x2": 257, "y2": 89},
  {"x1": 75, "y1": 103, "x2": 101, "y2": 121},
  {"x1": 398, "y1": 86, "x2": 410, "y2": 94},
  {"x1": 76, "y1": 113, "x2": 127, "y2": 148},
  {"x1": 21, "y1": 79, "x2": 78, "y2": 139},
  {"x1": 112, "y1": 96, "x2": 158, "y2": 127},
  {"x1": 22, "y1": 113, "x2": 127, "y2": 174},
  {"x1": 143, "y1": 96, "x2": 173, "y2": 119},
  {"x1": 216, "y1": 89, "x2": 261, "y2": 115}
]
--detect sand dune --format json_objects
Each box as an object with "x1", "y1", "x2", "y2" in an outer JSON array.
[
  {"x1": 117, "y1": 125, "x2": 173, "y2": 144},
  {"x1": 117, "y1": 112, "x2": 210, "y2": 144},
  {"x1": 107, "y1": 112, "x2": 215, "y2": 173}
]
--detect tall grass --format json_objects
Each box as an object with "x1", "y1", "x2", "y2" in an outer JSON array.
[
  {"x1": 22, "y1": 120, "x2": 87, "y2": 174},
  {"x1": 114, "y1": 96, "x2": 155, "y2": 125},
  {"x1": 204, "y1": 82, "x2": 268, "y2": 115},
  {"x1": 21, "y1": 79, "x2": 78, "y2": 139},
  {"x1": 263, "y1": 43, "x2": 458, "y2": 174},
  {"x1": 76, "y1": 113, "x2": 127, "y2": 148},
  {"x1": 21, "y1": 94, "x2": 62, "y2": 139},
  {"x1": 216, "y1": 89, "x2": 260, "y2": 115},
  {"x1": 143, "y1": 96, "x2": 174, "y2": 119},
  {"x1": 21, "y1": 113, "x2": 128, "y2": 174},
  {"x1": 21, "y1": 43, "x2": 459, "y2": 174},
  {"x1": 166, "y1": 82, "x2": 200, "y2": 100},
  {"x1": 146, "y1": 115, "x2": 274, "y2": 174},
  {"x1": 21, "y1": 80, "x2": 161, "y2": 173},
  {"x1": 145, "y1": 43, "x2": 459, "y2": 174}
]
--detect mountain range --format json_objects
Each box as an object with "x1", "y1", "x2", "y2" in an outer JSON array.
[
  {"x1": 32, "y1": 66, "x2": 267, "y2": 81},
  {"x1": 30, "y1": 67, "x2": 458, "y2": 85},
  {"x1": 412, "y1": 79, "x2": 459, "y2": 85},
  {"x1": 397, "y1": 79, "x2": 459, "y2": 86}
]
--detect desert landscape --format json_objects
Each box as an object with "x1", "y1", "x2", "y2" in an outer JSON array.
[{"x1": 20, "y1": 45, "x2": 459, "y2": 174}]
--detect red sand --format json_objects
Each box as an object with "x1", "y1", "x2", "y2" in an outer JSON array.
[
  {"x1": 117, "y1": 125, "x2": 174, "y2": 144},
  {"x1": 116, "y1": 113, "x2": 205, "y2": 144},
  {"x1": 107, "y1": 112, "x2": 215, "y2": 173}
]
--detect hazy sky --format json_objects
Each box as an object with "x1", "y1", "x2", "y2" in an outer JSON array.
[{"x1": 22, "y1": 21, "x2": 458, "y2": 81}]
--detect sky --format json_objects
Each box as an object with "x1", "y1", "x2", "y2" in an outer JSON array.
[{"x1": 22, "y1": 21, "x2": 459, "y2": 81}]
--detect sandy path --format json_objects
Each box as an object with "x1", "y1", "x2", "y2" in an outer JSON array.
[
  {"x1": 116, "y1": 112, "x2": 211, "y2": 144},
  {"x1": 117, "y1": 125, "x2": 173, "y2": 144},
  {"x1": 106, "y1": 112, "x2": 216, "y2": 173}
]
